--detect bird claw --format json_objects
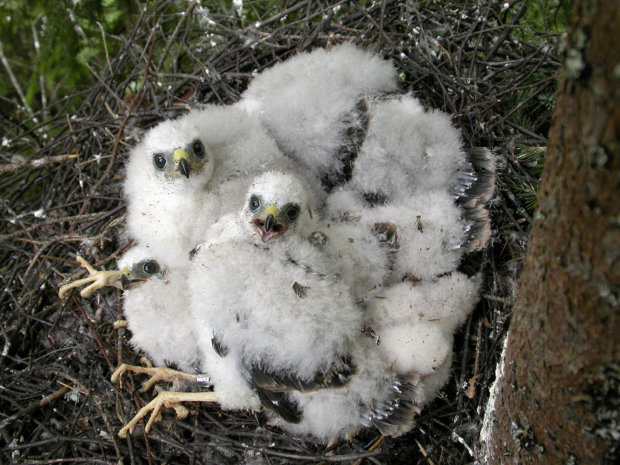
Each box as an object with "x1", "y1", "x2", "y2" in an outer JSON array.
[
  {"x1": 58, "y1": 256, "x2": 123, "y2": 299},
  {"x1": 111, "y1": 363, "x2": 202, "y2": 393},
  {"x1": 117, "y1": 391, "x2": 217, "y2": 438}
]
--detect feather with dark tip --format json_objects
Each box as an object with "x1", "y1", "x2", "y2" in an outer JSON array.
[
  {"x1": 188, "y1": 243, "x2": 201, "y2": 261},
  {"x1": 254, "y1": 386, "x2": 303, "y2": 424},
  {"x1": 249, "y1": 356, "x2": 357, "y2": 425},
  {"x1": 373, "y1": 221, "x2": 399, "y2": 271},
  {"x1": 372, "y1": 222, "x2": 399, "y2": 249},
  {"x1": 363, "y1": 191, "x2": 388, "y2": 207},
  {"x1": 322, "y1": 97, "x2": 371, "y2": 190},
  {"x1": 249, "y1": 356, "x2": 356, "y2": 394},
  {"x1": 211, "y1": 335, "x2": 229, "y2": 358},
  {"x1": 456, "y1": 147, "x2": 496, "y2": 251},
  {"x1": 366, "y1": 374, "x2": 421, "y2": 438}
]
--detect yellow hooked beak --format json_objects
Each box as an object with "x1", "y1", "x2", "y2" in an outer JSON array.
[
  {"x1": 173, "y1": 148, "x2": 190, "y2": 178},
  {"x1": 119, "y1": 266, "x2": 145, "y2": 290},
  {"x1": 252, "y1": 204, "x2": 288, "y2": 242}
]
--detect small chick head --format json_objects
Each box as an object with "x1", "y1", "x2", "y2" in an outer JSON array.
[
  {"x1": 117, "y1": 248, "x2": 166, "y2": 290},
  {"x1": 126, "y1": 112, "x2": 215, "y2": 193},
  {"x1": 242, "y1": 171, "x2": 314, "y2": 243}
]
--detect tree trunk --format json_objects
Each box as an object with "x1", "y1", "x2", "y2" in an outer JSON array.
[{"x1": 480, "y1": 1, "x2": 620, "y2": 464}]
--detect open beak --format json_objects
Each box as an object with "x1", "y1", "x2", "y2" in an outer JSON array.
[
  {"x1": 252, "y1": 205, "x2": 287, "y2": 242},
  {"x1": 173, "y1": 149, "x2": 190, "y2": 178}
]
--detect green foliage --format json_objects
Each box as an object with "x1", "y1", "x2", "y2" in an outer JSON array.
[
  {"x1": 507, "y1": 146, "x2": 546, "y2": 214},
  {"x1": 0, "y1": 0, "x2": 136, "y2": 113},
  {"x1": 522, "y1": 0, "x2": 571, "y2": 36},
  {"x1": 497, "y1": 0, "x2": 568, "y2": 139}
]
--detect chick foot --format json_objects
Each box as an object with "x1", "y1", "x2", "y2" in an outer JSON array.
[
  {"x1": 112, "y1": 363, "x2": 209, "y2": 393},
  {"x1": 58, "y1": 256, "x2": 123, "y2": 298},
  {"x1": 118, "y1": 390, "x2": 217, "y2": 438}
]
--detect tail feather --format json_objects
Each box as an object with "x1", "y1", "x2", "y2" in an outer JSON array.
[
  {"x1": 456, "y1": 147, "x2": 496, "y2": 251},
  {"x1": 368, "y1": 374, "x2": 422, "y2": 437}
]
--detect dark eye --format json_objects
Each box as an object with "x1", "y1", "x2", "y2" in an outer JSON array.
[
  {"x1": 153, "y1": 153, "x2": 167, "y2": 170},
  {"x1": 142, "y1": 260, "x2": 159, "y2": 276},
  {"x1": 191, "y1": 139, "x2": 205, "y2": 159},
  {"x1": 286, "y1": 204, "x2": 300, "y2": 221},
  {"x1": 249, "y1": 195, "x2": 260, "y2": 211}
]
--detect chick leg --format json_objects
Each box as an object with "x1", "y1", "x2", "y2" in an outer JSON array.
[
  {"x1": 118, "y1": 390, "x2": 217, "y2": 438},
  {"x1": 58, "y1": 256, "x2": 123, "y2": 298},
  {"x1": 112, "y1": 363, "x2": 209, "y2": 393}
]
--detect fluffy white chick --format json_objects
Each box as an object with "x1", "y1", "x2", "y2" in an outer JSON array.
[
  {"x1": 238, "y1": 44, "x2": 398, "y2": 187},
  {"x1": 338, "y1": 95, "x2": 470, "y2": 199},
  {"x1": 328, "y1": 190, "x2": 468, "y2": 282},
  {"x1": 123, "y1": 105, "x2": 301, "y2": 267},
  {"x1": 361, "y1": 272, "x2": 483, "y2": 408},
  {"x1": 326, "y1": 95, "x2": 496, "y2": 257},
  {"x1": 366, "y1": 273, "x2": 481, "y2": 372},
  {"x1": 116, "y1": 245, "x2": 201, "y2": 373},
  {"x1": 317, "y1": 219, "x2": 396, "y2": 302},
  {"x1": 187, "y1": 171, "x2": 418, "y2": 441}
]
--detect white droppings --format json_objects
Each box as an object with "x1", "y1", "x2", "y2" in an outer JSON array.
[
  {"x1": 33, "y1": 208, "x2": 46, "y2": 219},
  {"x1": 233, "y1": 0, "x2": 243, "y2": 17}
]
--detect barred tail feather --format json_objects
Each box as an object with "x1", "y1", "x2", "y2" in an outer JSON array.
[
  {"x1": 369, "y1": 374, "x2": 421, "y2": 437},
  {"x1": 457, "y1": 148, "x2": 496, "y2": 251}
]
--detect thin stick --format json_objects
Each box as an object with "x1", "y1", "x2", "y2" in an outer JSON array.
[
  {"x1": 0, "y1": 42, "x2": 34, "y2": 117},
  {"x1": 0, "y1": 154, "x2": 78, "y2": 174}
]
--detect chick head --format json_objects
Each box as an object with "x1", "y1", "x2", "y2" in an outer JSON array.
[
  {"x1": 117, "y1": 247, "x2": 167, "y2": 290},
  {"x1": 126, "y1": 112, "x2": 215, "y2": 194},
  {"x1": 242, "y1": 171, "x2": 315, "y2": 243}
]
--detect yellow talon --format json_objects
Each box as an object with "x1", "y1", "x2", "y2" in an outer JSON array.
[
  {"x1": 117, "y1": 391, "x2": 218, "y2": 438},
  {"x1": 58, "y1": 256, "x2": 123, "y2": 299}
]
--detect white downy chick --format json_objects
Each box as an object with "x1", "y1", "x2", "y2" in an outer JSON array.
[
  {"x1": 123, "y1": 105, "x2": 301, "y2": 267},
  {"x1": 117, "y1": 246, "x2": 201, "y2": 372},
  {"x1": 326, "y1": 95, "x2": 496, "y2": 258},
  {"x1": 238, "y1": 44, "x2": 398, "y2": 187},
  {"x1": 188, "y1": 171, "x2": 418, "y2": 441},
  {"x1": 363, "y1": 273, "x2": 483, "y2": 408},
  {"x1": 317, "y1": 219, "x2": 395, "y2": 302},
  {"x1": 340, "y1": 95, "x2": 469, "y2": 199},
  {"x1": 328, "y1": 190, "x2": 468, "y2": 281}
]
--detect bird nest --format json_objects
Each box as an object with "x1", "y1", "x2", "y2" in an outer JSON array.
[{"x1": 0, "y1": 1, "x2": 560, "y2": 464}]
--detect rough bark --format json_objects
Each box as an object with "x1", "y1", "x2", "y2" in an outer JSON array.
[{"x1": 481, "y1": 1, "x2": 620, "y2": 464}]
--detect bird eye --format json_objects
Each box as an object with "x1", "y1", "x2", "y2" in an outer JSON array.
[
  {"x1": 153, "y1": 153, "x2": 167, "y2": 170},
  {"x1": 249, "y1": 195, "x2": 260, "y2": 212},
  {"x1": 286, "y1": 204, "x2": 300, "y2": 221},
  {"x1": 191, "y1": 139, "x2": 205, "y2": 159},
  {"x1": 142, "y1": 260, "x2": 160, "y2": 276}
]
